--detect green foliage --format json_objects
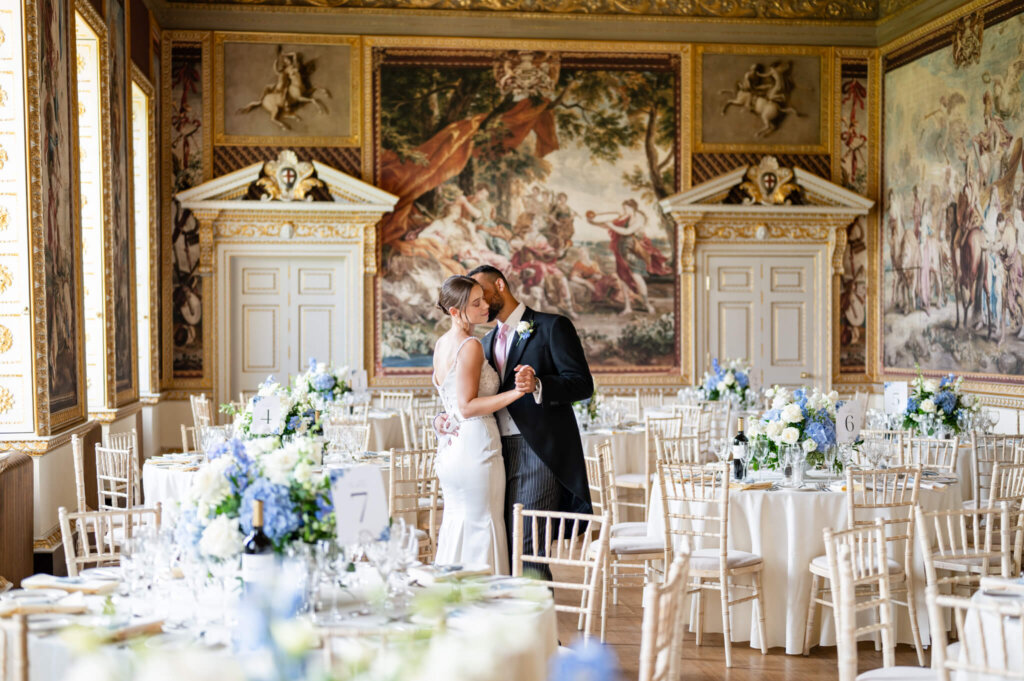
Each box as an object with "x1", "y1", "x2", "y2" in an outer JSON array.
[{"x1": 619, "y1": 313, "x2": 674, "y2": 364}]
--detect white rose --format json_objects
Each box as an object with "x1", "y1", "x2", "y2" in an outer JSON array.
[
  {"x1": 766, "y1": 421, "x2": 784, "y2": 439},
  {"x1": 198, "y1": 515, "x2": 243, "y2": 560},
  {"x1": 920, "y1": 398, "x2": 937, "y2": 414},
  {"x1": 780, "y1": 427, "x2": 800, "y2": 445},
  {"x1": 772, "y1": 395, "x2": 788, "y2": 410},
  {"x1": 187, "y1": 456, "x2": 231, "y2": 517},
  {"x1": 293, "y1": 460, "x2": 313, "y2": 484},
  {"x1": 723, "y1": 373, "x2": 736, "y2": 386},
  {"x1": 262, "y1": 448, "x2": 300, "y2": 486},
  {"x1": 764, "y1": 387, "x2": 776, "y2": 399},
  {"x1": 716, "y1": 381, "x2": 727, "y2": 393},
  {"x1": 782, "y1": 404, "x2": 804, "y2": 424},
  {"x1": 923, "y1": 379, "x2": 939, "y2": 394},
  {"x1": 802, "y1": 438, "x2": 817, "y2": 453},
  {"x1": 746, "y1": 421, "x2": 763, "y2": 438}
]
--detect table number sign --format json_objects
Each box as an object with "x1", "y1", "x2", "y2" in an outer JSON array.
[
  {"x1": 330, "y1": 465, "x2": 389, "y2": 546},
  {"x1": 883, "y1": 382, "x2": 908, "y2": 415},
  {"x1": 836, "y1": 400, "x2": 865, "y2": 444},
  {"x1": 350, "y1": 369, "x2": 368, "y2": 394},
  {"x1": 250, "y1": 395, "x2": 283, "y2": 435}
]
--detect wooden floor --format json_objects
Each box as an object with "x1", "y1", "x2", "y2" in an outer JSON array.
[{"x1": 551, "y1": 567, "x2": 924, "y2": 680}]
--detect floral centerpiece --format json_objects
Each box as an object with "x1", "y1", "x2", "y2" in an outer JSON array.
[
  {"x1": 176, "y1": 436, "x2": 334, "y2": 559},
  {"x1": 748, "y1": 386, "x2": 839, "y2": 471},
  {"x1": 291, "y1": 358, "x2": 351, "y2": 412},
  {"x1": 573, "y1": 391, "x2": 602, "y2": 427},
  {"x1": 901, "y1": 370, "x2": 980, "y2": 436},
  {"x1": 690, "y1": 358, "x2": 756, "y2": 408}
]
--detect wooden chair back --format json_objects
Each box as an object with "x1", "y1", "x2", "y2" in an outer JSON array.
[
  {"x1": 409, "y1": 398, "x2": 437, "y2": 448},
  {"x1": 846, "y1": 466, "x2": 920, "y2": 571},
  {"x1": 378, "y1": 391, "x2": 414, "y2": 413},
  {"x1": 583, "y1": 440, "x2": 609, "y2": 521},
  {"x1": 95, "y1": 445, "x2": 138, "y2": 510},
  {"x1": 58, "y1": 504, "x2": 162, "y2": 577},
  {"x1": 656, "y1": 461, "x2": 729, "y2": 565},
  {"x1": 637, "y1": 388, "x2": 669, "y2": 411},
  {"x1": 903, "y1": 436, "x2": 959, "y2": 473},
  {"x1": 606, "y1": 393, "x2": 641, "y2": 422},
  {"x1": 698, "y1": 400, "x2": 732, "y2": 446},
  {"x1": 190, "y1": 393, "x2": 212, "y2": 429},
  {"x1": 654, "y1": 433, "x2": 702, "y2": 465},
  {"x1": 856, "y1": 429, "x2": 905, "y2": 466},
  {"x1": 926, "y1": 587, "x2": 1024, "y2": 681},
  {"x1": 71, "y1": 434, "x2": 88, "y2": 513},
  {"x1": 972, "y1": 434, "x2": 1024, "y2": 507},
  {"x1": 181, "y1": 424, "x2": 200, "y2": 454},
  {"x1": 327, "y1": 402, "x2": 370, "y2": 425},
  {"x1": 511, "y1": 503, "x2": 609, "y2": 642},
  {"x1": 388, "y1": 448, "x2": 439, "y2": 561},
  {"x1": 830, "y1": 521, "x2": 896, "y2": 678},
  {"x1": 915, "y1": 503, "x2": 1012, "y2": 593},
  {"x1": 638, "y1": 555, "x2": 690, "y2": 681},
  {"x1": 105, "y1": 429, "x2": 141, "y2": 505}
]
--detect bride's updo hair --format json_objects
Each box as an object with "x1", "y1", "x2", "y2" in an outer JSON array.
[{"x1": 437, "y1": 275, "x2": 479, "y2": 318}]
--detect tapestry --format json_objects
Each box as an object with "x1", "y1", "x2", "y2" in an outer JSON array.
[
  {"x1": 108, "y1": 0, "x2": 135, "y2": 399},
  {"x1": 38, "y1": 0, "x2": 82, "y2": 418},
  {"x1": 883, "y1": 11, "x2": 1024, "y2": 379},
  {"x1": 169, "y1": 43, "x2": 205, "y2": 379},
  {"x1": 839, "y1": 67, "x2": 869, "y2": 374},
  {"x1": 371, "y1": 47, "x2": 680, "y2": 375}
]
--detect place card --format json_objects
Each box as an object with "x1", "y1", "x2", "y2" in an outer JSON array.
[
  {"x1": 250, "y1": 395, "x2": 283, "y2": 435},
  {"x1": 329, "y1": 465, "x2": 389, "y2": 546},
  {"x1": 883, "y1": 381, "x2": 908, "y2": 415},
  {"x1": 836, "y1": 400, "x2": 865, "y2": 444}
]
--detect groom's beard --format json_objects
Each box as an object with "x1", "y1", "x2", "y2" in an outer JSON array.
[{"x1": 486, "y1": 301, "x2": 501, "y2": 322}]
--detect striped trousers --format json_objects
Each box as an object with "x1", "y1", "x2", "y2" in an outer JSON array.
[{"x1": 501, "y1": 435, "x2": 562, "y2": 582}]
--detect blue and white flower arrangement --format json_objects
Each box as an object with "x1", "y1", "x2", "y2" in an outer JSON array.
[
  {"x1": 689, "y1": 357, "x2": 755, "y2": 408},
  {"x1": 290, "y1": 358, "x2": 351, "y2": 413},
  {"x1": 902, "y1": 370, "x2": 980, "y2": 436},
  {"x1": 178, "y1": 435, "x2": 334, "y2": 559},
  {"x1": 749, "y1": 386, "x2": 839, "y2": 471}
]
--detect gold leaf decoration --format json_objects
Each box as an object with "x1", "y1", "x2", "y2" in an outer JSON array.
[
  {"x1": 0, "y1": 265, "x2": 12, "y2": 294},
  {"x1": 0, "y1": 206, "x2": 7, "y2": 230},
  {"x1": 0, "y1": 325, "x2": 12, "y2": 353},
  {"x1": 0, "y1": 387, "x2": 14, "y2": 415}
]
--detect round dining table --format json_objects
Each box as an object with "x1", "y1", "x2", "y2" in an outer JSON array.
[{"x1": 646, "y1": 472, "x2": 964, "y2": 654}]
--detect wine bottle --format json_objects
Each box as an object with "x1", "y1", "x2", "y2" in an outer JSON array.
[
  {"x1": 732, "y1": 417, "x2": 747, "y2": 481},
  {"x1": 241, "y1": 500, "x2": 275, "y2": 588}
]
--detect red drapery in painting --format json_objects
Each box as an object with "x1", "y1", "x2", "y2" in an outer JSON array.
[{"x1": 378, "y1": 98, "x2": 558, "y2": 249}]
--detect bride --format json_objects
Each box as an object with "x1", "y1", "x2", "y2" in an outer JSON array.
[{"x1": 431, "y1": 275, "x2": 525, "y2": 574}]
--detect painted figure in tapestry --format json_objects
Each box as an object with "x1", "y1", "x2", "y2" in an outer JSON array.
[
  {"x1": 40, "y1": 0, "x2": 79, "y2": 413},
  {"x1": 170, "y1": 45, "x2": 204, "y2": 378},
  {"x1": 884, "y1": 13, "x2": 1024, "y2": 376},
  {"x1": 237, "y1": 45, "x2": 331, "y2": 131},
  {"x1": 376, "y1": 49, "x2": 677, "y2": 371}
]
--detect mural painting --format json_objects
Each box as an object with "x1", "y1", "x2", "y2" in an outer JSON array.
[
  {"x1": 170, "y1": 44, "x2": 204, "y2": 379},
  {"x1": 839, "y1": 70, "x2": 869, "y2": 373},
  {"x1": 884, "y1": 11, "x2": 1024, "y2": 378},
  {"x1": 372, "y1": 47, "x2": 680, "y2": 375}
]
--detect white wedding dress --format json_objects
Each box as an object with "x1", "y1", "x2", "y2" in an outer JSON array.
[{"x1": 432, "y1": 337, "x2": 509, "y2": 575}]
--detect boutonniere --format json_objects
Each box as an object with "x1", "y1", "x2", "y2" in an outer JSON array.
[{"x1": 515, "y1": 320, "x2": 535, "y2": 344}]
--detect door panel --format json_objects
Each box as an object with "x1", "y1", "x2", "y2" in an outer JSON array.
[{"x1": 717, "y1": 302, "x2": 753, "y2": 364}]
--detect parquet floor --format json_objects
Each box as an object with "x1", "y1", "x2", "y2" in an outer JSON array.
[{"x1": 550, "y1": 566, "x2": 923, "y2": 680}]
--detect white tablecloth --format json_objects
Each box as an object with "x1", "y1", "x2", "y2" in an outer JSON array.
[
  {"x1": 580, "y1": 428, "x2": 647, "y2": 476},
  {"x1": 958, "y1": 589, "x2": 1024, "y2": 680},
  {"x1": 647, "y1": 475, "x2": 964, "y2": 654},
  {"x1": 367, "y1": 410, "x2": 405, "y2": 452},
  {"x1": 13, "y1": 572, "x2": 557, "y2": 681}
]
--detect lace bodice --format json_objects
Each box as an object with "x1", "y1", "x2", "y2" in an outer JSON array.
[{"x1": 434, "y1": 337, "x2": 500, "y2": 421}]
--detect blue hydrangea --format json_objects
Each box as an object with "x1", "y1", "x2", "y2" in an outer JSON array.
[
  {"x1": 907, "y1": 397, "x2": 920, "y2": 414},
  {"x1": 804, "y1": 418, "x2": 836, "y2": 452},
  {"x1": 240, "y1": 478, "x2": 301, "y2": 545},
  {"x1": 764, "y1": 408, "x2": 782, "y2": 422},
  {"x1": 311, "y1": 373, "x2": 335, "y2": 392},
  {"x1": 735, "y1": 371, "x2": 749, "y2": 388},
  {"x1": 548, "y1": 640, "x2": 620, "y2": 681},
  {"x1": 934, "y1": 390, "x2": 957, "y2": 415},
  {"x1": 711, "y1": 358, "x2": 721, "y2": 374},
  {"x1": 287, "y1": 415, "x2": 301, "y2": 432},
  {"x1": 940, "y1": 373, "x2": 955, "y2": 388},
  {"x1": 173, "y1": 507, "x2": 203, "y2": 549},
  {"x1": 315, "y1": 491, "x2": 333, "y2": 522},
  {"x1": 208, "y1": 437, "x2": 247, "y2": 462},
  {"x1": 210, "y1": 438, "x2": 255, "y2": 496}
]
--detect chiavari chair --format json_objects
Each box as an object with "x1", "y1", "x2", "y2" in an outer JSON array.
[
  {"x1": 969, "y1": 434, "x2": 1024, "y2": 509},
  {"x1": 58, "y1": 504, "x2": 162, "y2": 576},
  {"x1": 511, "y1": 503, "x2": 609, "y2": 643},
  {"x1": 181, "y1": 424, "x2": 200, "y2": 455},
  {"x1": 926, "y1": 587, "x2": 1024, "y2": 681},
  {"x1": 915, "y1": 503, "x2": 1013, "y2": 598},
  {"x1": 903, "y1": 436, "x2": 960, "y2": 473},
  {"x1": 105, "y1": 429, "x2": 141, "y2": 507},
  {"x1": 189, "y1": 393, "x2": 212, "y2": 429},
  {"x1": 656, "y1": 460, "x2": 766, "y2": 668},
  {"x1": 95, "y1": 445, "x2": 140, "y2": 510},
  {"x1": 637, "y1": 555, "x2": 690, "y2": 681},
  {"x1": 388, "y1": 448, "x2": 439, "y2": 563},
  {"x1": 804, "y1": 466, "x2": 925, "y2": 665}
]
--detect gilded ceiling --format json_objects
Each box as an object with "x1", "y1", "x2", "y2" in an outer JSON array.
[{"x1": 171, "y1": 0, "x2": 923, "y2": 22}]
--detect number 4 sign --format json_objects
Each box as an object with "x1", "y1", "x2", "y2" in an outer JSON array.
[
  {"x1": 836, "y1": 400, "x2": 865, "y2": 444},
  {"x1": 330, "y1": 465, "x2": 389, "y2": 546},
  {"x1": 250, "y1": 395, "x2": 283, "y2": 435}
]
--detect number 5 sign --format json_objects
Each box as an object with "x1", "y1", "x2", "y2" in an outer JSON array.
[
  {"x1": 329, "y1": 465, "x2": 389, "y2": 546},
  {"x1": 836, "y1": 401, "x2": 865, "y2": 444}
]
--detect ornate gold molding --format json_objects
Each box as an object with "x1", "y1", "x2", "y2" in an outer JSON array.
[
  {"x1": 0, "y1": 417, "x2": 98, "y2": 454},
  {"x1": 33, "y1": 525, "x2": 62, "y2": 551},
  {"x1": 89, "y1": 399, "x2": 144, "y2": 424}
]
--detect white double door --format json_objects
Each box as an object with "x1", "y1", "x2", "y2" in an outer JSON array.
[
  {"x1": 700, "y1": 246, "x2": 827, "y2": 390},
  {"x1": 226, "y1": 253, "x2": 355, "y2": 398}
]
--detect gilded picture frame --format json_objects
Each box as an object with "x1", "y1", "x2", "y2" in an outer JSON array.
[
  {"x1": 362, "y1": 35, "x2": 690, "y2": 388},
  {"x1": 25, "y1": 0, "x2": 87, "y2": 433},
  {"x1": 212, "y1": 31, "x2": 361, "y2": 147},
  {"x1": 694, "y1": 44, "x2": 832, "y2": 155}
]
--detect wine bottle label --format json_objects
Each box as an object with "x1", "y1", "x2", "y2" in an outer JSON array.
[{"x1": 241, "y1": 553, "x2": 275, "y2": 586}]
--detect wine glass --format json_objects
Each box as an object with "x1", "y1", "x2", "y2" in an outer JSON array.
[
  {"x1": 823, "y1": 445, "x2": 837, "y2": 485},
  {"x1": 781, "y1": 445, "x2": 804, "y2": 488}
]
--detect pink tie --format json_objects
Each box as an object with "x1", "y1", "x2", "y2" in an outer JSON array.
[{"x1": 495, "y1": 324, "x2": 510, "y2": 377}]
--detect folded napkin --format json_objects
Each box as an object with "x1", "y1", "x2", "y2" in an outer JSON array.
[
  {"x1": 22, "y1": 574, "x2": 118, "y2": 595},
  {"x1": 729, "y1": 481, "x2": 773, "y2": 491},
  {"x1": 0, "y1": 601, "x2": 89, "y2": 617},
  {"x1": 108, "y1": 619, "x2": 165, "y2": 642},
  {"x1": 409, "y1": 564, "x2": 493, "y2": 586}
]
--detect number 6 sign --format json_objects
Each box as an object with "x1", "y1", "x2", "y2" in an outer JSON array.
[
  {"x1": 836, "y1": 401, "x2": 865, "y2": 444},
  {"x1": 329, "y1": 465, "x2": 389, "y2": 546}
]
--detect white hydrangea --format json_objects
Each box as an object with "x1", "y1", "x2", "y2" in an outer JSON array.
[
  {"x1": 186, "y1": 455, "x2": 232, "y2": 518},
  {"x1": 198, "y1": 515, "x2": 243, "y2": 560},
  {"x1": 765, "y1": 421, "x2": 784, "y2": 440},
  {"x1": 717, "y1": 381, "x2": 727, "y2": 393},
  {"x1": 723, "y1": 372, "x2": 736, "y2": 386},
  {"x1": 923, "y1": 379, "x2": 939, "y2": 394}
]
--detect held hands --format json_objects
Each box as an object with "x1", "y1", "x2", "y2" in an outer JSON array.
[
  {"x1": 433, "y1": 412, "x2": 459, "y2": 441},
  {"x1": 513, "y1": 365, "x2": 537, "y2": 394}
]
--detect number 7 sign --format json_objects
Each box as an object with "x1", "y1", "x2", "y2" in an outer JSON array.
[{"x1": 329, "y1": 465, "x2": 388, "y2": 546}]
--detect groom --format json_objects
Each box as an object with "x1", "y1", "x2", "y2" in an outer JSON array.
[{"x1": 468, "y1": 265, "x2": 594, "y2": 580}]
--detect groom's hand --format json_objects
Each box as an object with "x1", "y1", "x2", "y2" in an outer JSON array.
[
  {"x1": 514, "y1": 365, "x2": 537, "y2": 393},
  {"x1": 433, "y1": 412, "x2": 459, "y2": 439}
]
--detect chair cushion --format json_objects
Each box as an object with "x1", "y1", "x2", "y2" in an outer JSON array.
[
  {"x1": 611, "y1": 522, "x2": 649, "y2": 538},
  {"x1": 810, "y1": 553, "x2": 902, "y2": 575},
  {"x1": 856, "y1": 667, "x2": 938, "y2": 680},
  {"x1": 689, "y1": 548, "x2": 762, "y2": 572},
  {"x1": 608, "y1": 536, "x2": 664, "y2": 555},
  {"x1": 615, "y1": 473, "x2": 646, "y2": 488}
]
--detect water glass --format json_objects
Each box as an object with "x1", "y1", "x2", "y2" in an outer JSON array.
[
  {"x1": 823, "y1": 445, "x2": 837, "y2": 484},
  {"x1": 781, "y1": 445, "x2": 805, "y2": 487}
]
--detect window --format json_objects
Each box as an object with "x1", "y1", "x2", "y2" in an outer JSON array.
[{"x1": 131, "y1": 75, "x2": 156, "y2": 396}]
